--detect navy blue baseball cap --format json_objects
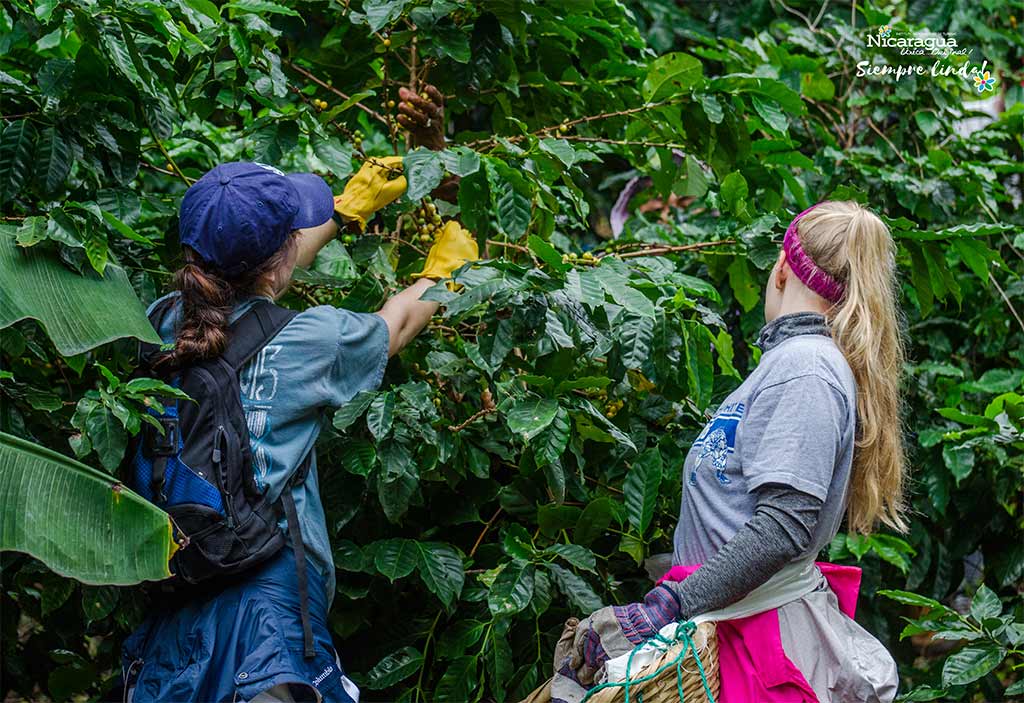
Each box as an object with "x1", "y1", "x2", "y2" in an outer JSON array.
[{"x1": 179, "y1": 162, "x2": 334, "y2": 275}]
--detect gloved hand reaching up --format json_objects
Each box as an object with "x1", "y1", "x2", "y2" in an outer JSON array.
[
  {"x1": 411, "y1": 220, "x2": 479, "y2": 281},
  {"x1": 334, "y1": 156, "x2": 406, "y2": 231}
]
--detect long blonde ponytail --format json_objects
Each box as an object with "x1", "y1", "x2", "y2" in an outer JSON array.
[{"x1": 795, "y1": 201, "x2": 910, "y2": 534}]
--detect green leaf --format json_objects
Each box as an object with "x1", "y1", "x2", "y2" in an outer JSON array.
[
  {"x1": 437, "y1": 621, "x2": 485, "y2": 658},
  {"x1": 941, "y1": 644, "x2": 1005, "y2": 687},
  {"x1": 506, "y1": 398, "x2": 559, "y2": 441},
  {"x1": 534, "y1": 406, "x2": 570, "y2": 467},
  {"x1": 362, "y1": 0, "x2": 409, "y2": 32},
  {"x1": 37, "y1": 59, "x2": 75, "y2": 98},
  {"x1": 951, "y1": 239, "x2": 991, "y2": 280},
  {"x1": 751, "y1": 95, "x2": 788, "y2": 133},
  {"x1": 642, "y1": 52, "x2": 704, "y2": 102},
  {"x1": 313, "y1": 135, "x2": 354, "y2": 179},
  {"x1": 545, "y1": 543, "x2": 596, "y2": 573},
  {"x1": 877, "y1": 589, "x2": 943, "y2": 608},
  {"x1": 901, "y1": 686, "x2": 951, "y2": 701},
  {"x1": 800, "y1": 70, "x2": 835, "y2": 100},
  {"x1": 942, "y1": 444, "x2": 974, "y2": 485},
  {"x1": 486, "y1": 629, "x2": 514, "y2": 701},
  {"x1": 182, "y1": 0, "x2": 220, "y2": 20},
  {"x1": 84, "y1": 406, "x2": 127, "y2": 471},
  {"x1": 528, "y1": 235, "x2": 570, "y2": 274},
  {"x1": 548, "y1": 563, "x2": 603, "y2": 614},
  {"x1": 333, "y1": 390, "x2": 375, "y2": 431},
  {"x1": 538, "y1": 138, "x2": 576, "y2": 168},
  {"x1": 914, "y1": 111, "x2": 941, "y2": 137},
  {"x1": 435, "y1": 656, "x2": 477, "y2": 703},
  {"x1": 438, "y1": 146, "x2": 480, "y2": 176},
  {"x1": 377, "y1": 468, "x2": 418, "y2": 523},
  {"x1": 415, "y1": 541, "x2": 464, "y2": 608},
  {"x1": 969, "y1": 584, "x2": 1001, "y2": 621},
  {"x1": 40, "y1": 576, "x2": 74, "y2": 616},
  {"x1": 962, "y1": 368, "x2": 1023, "y2": 394},
  {"x1": 0, "y1": 229, "x2": 160, "y2": 355},
  {"x1": 362, "y1": 646, "x2": 422, "y2": 690},
  {"x1": 619, "y1": 313, "x2": 654, "y2": 369},
  {"x1": 227, "y1": 24, "x2": 251, "y2": 66},
  {"x1": 488, "y1": 560, "x2": 535, "y2": 615},
  {"x1": 719, "y1": 172, "x2": 748, "y2": 211},
  {"x1": 624, "y1": 448, "x2": 662, "y2": 535},
  {"x1": 14, "y1": 216, "x2": 47, "y2": 247},
  {"x1": 403, "y1": 148, "x2": 444, "y2": 201},
  {"x1": 225, "y1": 0, "x2": 301, "y2": 17},
  {"x1": 36, "y1": 126, "x2": 70, "y2": 195},
  {"x1": 373, "y1": 538, "x2": 418, "y2": 581},
  {"x1": 726, "y1": 257, "x2": 759, "y2": 312},
  {"x1": 366, "y1": 391, "x2": 395, "y2": 439},
  {"x1": 0, "y1": 120, "x2": 37, "y2": 205},
  {"x1": 81, "y1": 585, "x2": 119, "y2": 623},
  {"x1": 458, "y1": 170, "x2": 490, "y2": 236},
  {"x1": 495, "y1": 176, "x2": 531, "y2": 239},
  {"x1": 340, "y1": 439, "x2": 376, "y2": 477},
  {"x1": 0, "y1": 432, "x2": 173, "y2": 584},
  {"x1": 683, "y1": 321, "x2": 714, "y2": 409},
  {"x1": 699, "y1": 94, "x2": 723, "y2": 123},
  {"x1": 575, "y1": 496, "x2": 615, "y2": 547},
  {"x1": 101, "y1": 210, "x2": 153, "y2": 247},
  {"x1": 711, "y1": 74, "x2": 805, "y2": 114}
]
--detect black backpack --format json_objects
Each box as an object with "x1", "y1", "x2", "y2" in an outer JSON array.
[{"x1": 126, "y1": 297, "x2": 316, "y2": 658}]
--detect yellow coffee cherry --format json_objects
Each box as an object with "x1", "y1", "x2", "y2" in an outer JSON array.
[{"x1": 382, "y1": 38, "x2": 392, "y2": 48}]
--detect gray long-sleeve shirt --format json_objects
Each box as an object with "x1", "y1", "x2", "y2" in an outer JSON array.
[{"x1": 667, "y1": 311, "x2": 856, "y2": 616}]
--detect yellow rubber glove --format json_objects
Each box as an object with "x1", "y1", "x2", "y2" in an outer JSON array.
[
  {"x1": 411, "y1": 220, "x2": 479, "y2": 280},
  {"x1": 334, "y1": 156, "x2": 407, "y2": 231}
]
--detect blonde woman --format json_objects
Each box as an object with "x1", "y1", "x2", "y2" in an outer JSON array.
[{"x1": 556, "y1": 201, "x2": 906, "y2": 703}]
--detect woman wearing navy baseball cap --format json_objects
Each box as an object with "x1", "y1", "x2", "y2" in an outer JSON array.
[{"x1": 119, "y1": 148, "x2": 477, "y2": 701}]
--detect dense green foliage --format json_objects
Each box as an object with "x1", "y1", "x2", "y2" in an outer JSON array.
[{"x1": 1, "y1": 0, "x2": 1022, "y2": 700}]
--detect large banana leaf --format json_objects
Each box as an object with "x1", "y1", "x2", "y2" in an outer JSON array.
[
  {"x1": 0, "y1": 431, "x2": 173, "y2": 585},
  {"x1": 0, "y1": 228, "x2": 160, "y2": 355}
]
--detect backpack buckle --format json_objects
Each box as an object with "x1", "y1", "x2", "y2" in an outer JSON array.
[{"x1": 153, "y1": 417, "x2": 179, "y2": 455}]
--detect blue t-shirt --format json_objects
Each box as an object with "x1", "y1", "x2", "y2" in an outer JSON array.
[{"x1": 147, "y1": 293, "x2": 390, "y2": 603}]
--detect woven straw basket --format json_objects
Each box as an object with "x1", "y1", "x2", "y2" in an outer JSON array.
[{"x1": 520, "y1": 621, "x2": 720, "y2": 703}]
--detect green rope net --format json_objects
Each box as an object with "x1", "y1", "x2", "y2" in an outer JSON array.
[{"x1": 581, "y1": 621, "x2": 718, "y2": 703}]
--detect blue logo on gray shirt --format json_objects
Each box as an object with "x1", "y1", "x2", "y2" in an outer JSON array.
[{"x1": 689, "y1": 402, "x2": 745, "y2": 486}]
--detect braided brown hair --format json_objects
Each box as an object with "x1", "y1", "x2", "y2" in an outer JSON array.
[{"x1": 156, "y1": 232, "x2": 299, "y2": 369}]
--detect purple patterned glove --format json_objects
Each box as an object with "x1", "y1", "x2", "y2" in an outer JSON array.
[{"x1": 563, "y1": 584, "x2": 683, "y2": 685}]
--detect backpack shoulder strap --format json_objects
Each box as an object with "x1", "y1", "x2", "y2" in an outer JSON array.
[{"x1": 220, "y1": 300, "x2": 298, "y2": 371}]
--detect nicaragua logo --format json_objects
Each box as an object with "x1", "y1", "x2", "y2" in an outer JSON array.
[
  {"x1": 689, "y1": 401, "x2": 745, "y2": 487},
  {"x1": 865, "y1": 25, "x2": 960, "y2": 56}
]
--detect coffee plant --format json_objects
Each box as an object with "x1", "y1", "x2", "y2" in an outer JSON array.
[{"x1": 1, "y1": 0, "x2": 1022, "y2": 700}]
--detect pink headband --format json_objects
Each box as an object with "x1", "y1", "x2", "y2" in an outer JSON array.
[{"x1": 782, "y1": 203, "x2": 847, "y2": 303}]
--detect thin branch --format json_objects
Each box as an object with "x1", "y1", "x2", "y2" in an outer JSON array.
[
  {"x1": 866, "y1": 118, "x2": 907, "y2": 164},
  {"x1": 485, "y1": 239, "x2": 531, "y2": 255},
  {"x1": 600, "y1": 239, "x2": 736, "y2": 260},
  {"x1": 812, "y1": 0, "x2": 831, "y2": 28},
  {"x1": 989, "y1": 271, "x2": 1024, "y2": 334},
  {"x1": 467, "y1": 100, "x2": 680, "y2": 150},
  {"x1": 559, "y1": 135, "x2": 690, "y2": 150},
  {"x1": 284, "y1": 60, "x2": 388, "y2": 125},
  {"x1": 448, "y1": 406, "x2": 497, "y2": 432},
  {"x1": 143, "y1": 116, "x2": 192, "y2": 186},
  {"x1": 469, "y1": 507, "x2": 503, "y2": 559}
]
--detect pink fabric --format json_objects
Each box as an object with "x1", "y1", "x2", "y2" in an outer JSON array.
[
  {"x1": 782, "y1": 202, "x2": 848, "y2": 304},
  {"x1": 657, "y1": 562, "x2": 862, "y2": 703}
]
